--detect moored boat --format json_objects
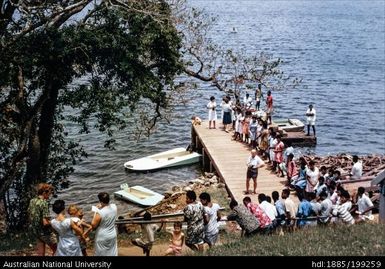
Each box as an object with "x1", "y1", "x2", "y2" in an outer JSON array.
[
  {"x1": 114, "y1": 184, "x2": 164, "y2": 206},
  {"x1": 272, "y1": 118, "x2": 305, "y2": 132},
  {"x1": 124, "y1": 147, "x2": 201, "y2": 171}
]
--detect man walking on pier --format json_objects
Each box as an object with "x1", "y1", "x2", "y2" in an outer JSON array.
[
  {"x1": 245, "y1": 149, "x2": 265, "y2": 195},
  {"x1": 306, "y1": 104, "x2": 316, "y2": 136}
]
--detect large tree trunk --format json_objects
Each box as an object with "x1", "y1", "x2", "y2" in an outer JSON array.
[
  {"x1": 38, "y1": 85, "x2": 59, "y2": 180},
  {"x1": 24, "y1": 119, "x2": 41, "y2": 185}
]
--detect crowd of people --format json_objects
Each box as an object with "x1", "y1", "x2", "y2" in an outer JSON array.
[
  {"x1": 26, "y1": 86, "x2": 374, "y2": 257},
  {"x1": 28, "y1": 184, "x2": 118, "y2": 256}
]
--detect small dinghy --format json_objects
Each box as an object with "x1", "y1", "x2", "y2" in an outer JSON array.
[
  {"x1": 114, "y1": 184, "x2": 164, "y2": 206},
  {"x1": 124, "y1": 147, "x2": 201, "y2": 172},
  {"x1": 272, "y1": 118, "x2": 305, "y2": 132}
]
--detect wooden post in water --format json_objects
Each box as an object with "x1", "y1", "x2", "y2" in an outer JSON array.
[{"x1": 202, "y1": 148, "x2": 205, "y2": 171}]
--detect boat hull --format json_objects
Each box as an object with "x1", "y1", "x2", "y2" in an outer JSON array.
[
  {"x1": 124, "y1": 147, "x2": 201, "y2": 171},
  {"x1": 114, "y1": 185, "x2": 164, "y2": 207},
  {"x1": 273, "y1": 118, "x2": 304, "y2": 132}
]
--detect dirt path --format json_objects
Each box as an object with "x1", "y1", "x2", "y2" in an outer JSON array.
[{"x1": 118, "y1": 243, "x2": 192, "y2": 256}]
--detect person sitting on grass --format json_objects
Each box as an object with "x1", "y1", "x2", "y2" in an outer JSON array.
[
  {"x1": 318, "y1": 190, "x2": 333, "y2": 225},
  {"x1": 226, "y1": 200, "x2": 260, "y2": 237},
  {"x1": 281, "y1": 189, "x2": 297, "y2": 231},
  {"x1": 272, "y1": 191, "x2": 286, "y2": 228},
  {"x1": 165, "y1": 221, "x2": 185, "y2": 256},
  {"x1": 258, "y1": 193, "x2": 278, "y2": 225},
  {"x1": 296, "y1": 193, "x2": 313, "y2": 228},
  {"x1": 243, "y1": 196, "x2": 272, "y2": 234},
  {"x1": 331, "y1": 190, "x2": 354, "y2": 225},
  {"x1": 354, "y1": 187, "x2": 374, "y2": 222}
]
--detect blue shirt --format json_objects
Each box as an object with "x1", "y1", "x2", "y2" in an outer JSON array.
[{"x1": 297, "y1": 200, "x2": 313, "y2": 227}]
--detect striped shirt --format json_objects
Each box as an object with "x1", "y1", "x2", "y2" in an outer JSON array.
[{"x1": 332, "y1": 201, "x2": 354, "y2": 225}]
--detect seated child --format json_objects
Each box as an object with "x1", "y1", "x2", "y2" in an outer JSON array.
[
  {"x1": 191, "y1": 116, "x2": 202, "y2": 126},
  {"x1": 165, "y1": 221, "x2": 185, "y2": 256}
]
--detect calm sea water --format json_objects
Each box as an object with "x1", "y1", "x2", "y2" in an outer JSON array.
[{"x1": 58, "y1": 0, "x2": 385, "y2": 216}]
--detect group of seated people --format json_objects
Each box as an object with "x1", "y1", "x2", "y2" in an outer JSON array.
[{"x1": 225, "y1": 184, "x2": 374, "y2": 237}]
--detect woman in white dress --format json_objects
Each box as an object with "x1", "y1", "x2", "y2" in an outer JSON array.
[
  {"x1": 207, "y1": 96, "x2": 217, "y2": 129},
  {"x1": 89, "y1": 192, "x2": 118, "y2": 256},
  {"x1": 50, "y1": 200, "x2": 83, "y2": 256}
]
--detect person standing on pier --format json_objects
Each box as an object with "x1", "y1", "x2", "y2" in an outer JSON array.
[
  {"x1": 266, "y1": 90, "x2": 273, "y2": 125},
  {"x1": 305, "y1": 104, "x2": 316, "y2": 136},
  {"x1": 245, "y1": 149, "x2": 265, "y2": 195},
  {"x1": 207, "y1": 96, "x2": 217, "y2": 129},
  {"x1": 255, "y1": 84, "x2": 263, "y2": 111}
]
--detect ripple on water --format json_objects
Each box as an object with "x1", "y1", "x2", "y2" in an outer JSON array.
[{"x1": 57, "y1": 0, "x2": 385, "y2": 215}]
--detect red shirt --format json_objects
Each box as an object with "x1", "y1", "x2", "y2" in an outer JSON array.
[
  {"x1": 287, "y1": 160, "x2": 298, "y2": 179},
  {"x1": 266, "y1": 95, "x2": 273, "y2": 108},
  {"x1": 246, "y1": 203, "x2": 272, "y2": 228}
]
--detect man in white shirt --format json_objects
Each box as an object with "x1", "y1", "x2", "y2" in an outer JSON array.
[
  {"x1": 245, "y1": 149, "x2": 265, "y2": 195},
  {"x1": 355, "y1": 187, "x2": 374, "y2": 222},
  {"x1": 258, "y1": 193, "x2": 277, "y2": 222},
  {"x1": 281, "y1": 189, "x2": 297, "y2": 230},
  {"x1": 243, "y1": 93, "x2": 253, "y2": 109},
  {"x1": 305, "y1": 104, "x2": 316, "y2": 136},
  {"x1": 350, "y1": 155, "x2": 363, "y2": 180}
]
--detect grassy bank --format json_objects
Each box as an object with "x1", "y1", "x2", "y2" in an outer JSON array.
[{"x1": 200, "y1": 223, "x2": 385, "y2": 256}]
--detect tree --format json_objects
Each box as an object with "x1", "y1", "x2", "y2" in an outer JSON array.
[
  {"x1": 0, "y1": 0, "x2": 183, "y2": 230},
  {"x1": 0, "y1": 0, "x2": 290, "y2": 230}
]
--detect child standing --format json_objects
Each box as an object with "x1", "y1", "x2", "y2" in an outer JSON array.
[
  {"x1": 207, "y1": 96, "x2": 217, "y2": 129},
  {"x1": 165, "y1": 221, "x2": 185, "y2": 256}
]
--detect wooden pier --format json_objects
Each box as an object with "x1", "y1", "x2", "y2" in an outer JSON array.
[{"x1": 192, "y1": 121, "x2": 290, "y2": 203}]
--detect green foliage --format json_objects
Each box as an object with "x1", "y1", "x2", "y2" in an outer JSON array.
[
  {"x1": 0, "y1": 1, "x2": 183, "y2": 231},
  {"x1": 200, "y1": 223, "x2": 385, "y2": 256}
]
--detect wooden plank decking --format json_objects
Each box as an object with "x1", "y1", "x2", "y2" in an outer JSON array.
[{"x1": 193, "y1": 121, "x2": 288, "y2": 203}]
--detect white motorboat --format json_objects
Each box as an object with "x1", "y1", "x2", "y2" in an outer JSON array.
[
  {"x1": 272, "y1": 118, "x2": 305, "y2": 132},
  {"x1": 114, "y1": 184, "x2": 164, "y2": 207},
  {"x1": 124, "y1": 147, "x2": 201, "y2": 171}
]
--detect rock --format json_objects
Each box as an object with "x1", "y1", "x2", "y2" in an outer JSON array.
[
  {"x1": 183, "y1": 186, "x2": 193, "y2": 192},
  {"x1": 209, "y1": 176, "x2": 218, "y2": 184},
  {"x1": 192, "y1": 179, "x2": 205, "y2": 185},
  {"x1": 204, "y1": 172, "x2": 214, "y2": 178},
  {"x1": 171, "y1": 186, "x2": 181, "y2": 192},
  {"x1": 204, "y1": 181, "x2": 211, "y2": 187},
  {"x1": 167, "y1": 204, "x2": 177, "y2": 209},
  {"x1": 171, "y1": 191, "x2": 184, "y2": 197},
  {"x1": 217, "y1": 183, "x2": 226, "y2": 188},
  {"x1": 163, "y1": 191, "x2": 173, "y2": 199}
]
